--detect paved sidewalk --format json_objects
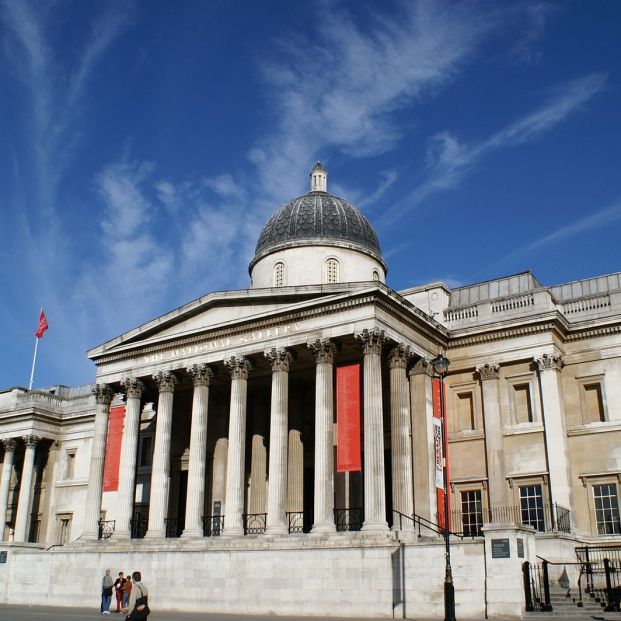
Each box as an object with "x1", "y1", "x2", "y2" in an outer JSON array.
[{"x1": 0, "y1": 604, "x2": 523, "y2": 621}]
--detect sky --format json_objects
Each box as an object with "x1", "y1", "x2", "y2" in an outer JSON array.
[{"x1": 1, "y1": 0, "x2": 620, "y2": 389}]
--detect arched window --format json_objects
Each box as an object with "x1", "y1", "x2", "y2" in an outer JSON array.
[
  {"x1": 273, "y1": 262, "x2": 285, "y2": 287},
  {"x1": 325, "y1": 258, "x2": 340, "y2": 284},
  {"x1": 372, "y1": 270, "x2": 380, "y2": 282}
]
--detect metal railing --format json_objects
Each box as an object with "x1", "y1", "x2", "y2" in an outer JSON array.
[
  {"x1": 334, "y1": 507, "x2": 363, "y2": 532},
  {"x1": 576, "y1": 545, "x2": 621, "y2": 611},
  {"x1": 449, "y1": 503, "x2": 571, "y2": 535},
  {"x1": 393, "y1": 511, "x2": 466, "y2": 539},
  {"x1": 98, "y1": 520, "x2": 115, "y2": 540},
  {"x1": 286, "y1": 511, "x2": 312, "y2": 534},
  {"x1": 164, "y1": 518, "x2": 182, "y2": 538},
  {"x1": 202, "y1": 515, "x2": 224, "y2": 537},
  {"x1": 130, "y1": 514, "x2": 148, "y2": 539},
  {"x1": 243, "y1": 513, "x2": 267, "y2": 535},
  {"x1": 523, "y1": 560, "x2": 553, "y2": 612}
]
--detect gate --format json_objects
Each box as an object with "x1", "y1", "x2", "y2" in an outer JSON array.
[{"x1": 576, "y1": 545, "x2": 621, "y2": 612}]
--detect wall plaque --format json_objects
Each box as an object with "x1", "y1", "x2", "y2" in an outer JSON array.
[
  {"x1": 491, "y1": 538, "x2": 510, "y2": 559},
  {"x1": 517, "y1": 538, "x2": 525, "y2": 558}
]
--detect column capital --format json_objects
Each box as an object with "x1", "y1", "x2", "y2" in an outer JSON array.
[
  {"x1": 2, "y1": 438, "x2": 17, "y2": 453},
  {"x1": 534, "y1": 353, "x2": 564, "y2": 371},
  {"x1": 187, "y1": 363, "x2": 215, "y2": 387},
  {"x1": 308, "y1": 338, "x2": 337, "y2": 364},
  {"x1": 388, "y1": 344, "x2": 413, "y2": 369},
  {"x1": 121, "y1": 377, "x2": 144, "y2": 400},
  {"x1": 92, "y1": 383, "x2": 114, "y2": 405},
  {"x1": 355, "y1": 327, "x2": 386, "y2": 355},
  {"x1": 476, "y1": 362, "x2": 500, "y2": 380},
  {"x1": 225, "y1": 355, "x2": 252, "y2": 380},
  {"x1": 265, "y1": 348, "x2": 294, "y2": 372},
  {"x1": 153, "y1": 370, "x2": 178, "y2": 393},
  {"x1": 22, "y1": 435, "x2": 41, "y2": 448},
  {"x1": 408, "y1": 356, "x2": 434, "y2": 377}
]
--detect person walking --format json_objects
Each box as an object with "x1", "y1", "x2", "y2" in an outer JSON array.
[
  {"x1": 123, "y1": 571, "x2": 149, "y2": 620},
  {"x1": 113, "y1": 572, "x2": 125, "y2": 613},
  {"x1": 122, "y1": 572, "x2": 132, "y2": 610},
  {"x1": 101, "y1": 569, "x2": 114, "y2": 614}
]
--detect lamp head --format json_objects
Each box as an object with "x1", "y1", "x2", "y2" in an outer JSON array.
[{"x1": 431, "y1": 353, "x2": 450, "y2": 377}]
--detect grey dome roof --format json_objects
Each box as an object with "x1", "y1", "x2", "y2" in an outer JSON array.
[{"x1": 251, "y1": 191, "x2": 385, "y2": 270}]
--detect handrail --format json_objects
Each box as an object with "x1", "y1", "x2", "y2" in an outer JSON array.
[{"x1": 393, "y1": 511, "x2": 466, "y2": 539}]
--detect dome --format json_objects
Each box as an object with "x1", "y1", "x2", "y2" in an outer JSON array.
[{"x1": 250, "y1": 163, "x2": 385, "y2": 272}]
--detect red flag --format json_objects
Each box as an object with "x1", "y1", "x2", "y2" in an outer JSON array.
[{"x1": 35, "y1": 309, "x2": 49, "y2": 339}]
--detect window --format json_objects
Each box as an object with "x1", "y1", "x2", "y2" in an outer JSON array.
[
  {"x1": 513, "y1": 384, "x2": 533, "y2": 423},
  {"x1": 57, "y1": 513, "x2": 72, "y2": 545},
  {"x1": 456, "y1": 392, "x2": 475, "y2": 431},
  {"x1": 325, "y1": 258, "x2": 340, "y2": 284},
  {"x1": 273, "y1": 262, "x2": 285, "y2": 287},
  {"x1": 593, "y1": 484, "x2": 621, "y2": 535},
  {"x1": 519, "y1": 484, "x2": 545, "y2": 532},
  {"x1": 65, "y1": 450, "x2": 76, "y2": 480},
  {"x1": 460, "y1": 490, "x2": 483, "y2": 536},
  {"x1": 583, "y1": 383, "x2": 605, "y2": 423},
  {"x1": 138, "y1": 435, "x2": 153, "y2": 469},
  {"x1": 372, "y1": 270, "x2": 380, "y2": 282}
]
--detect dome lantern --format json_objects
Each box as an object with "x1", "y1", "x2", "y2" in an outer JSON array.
[{"x1": 310, "y1": 161, "x2": 328, "y2": 192}]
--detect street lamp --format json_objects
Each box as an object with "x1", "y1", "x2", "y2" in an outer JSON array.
[{"x1": 431, "y1": 353, "x2": 455, "y2": 621}]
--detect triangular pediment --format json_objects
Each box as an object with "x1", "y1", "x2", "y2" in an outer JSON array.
[{"x1": 87, "y1": 283, "x2": 384, "y2": 361}]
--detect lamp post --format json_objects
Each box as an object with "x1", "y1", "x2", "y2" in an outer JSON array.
[{"x1": 431, "y1": 353, "x2": 455, "y2": 621}]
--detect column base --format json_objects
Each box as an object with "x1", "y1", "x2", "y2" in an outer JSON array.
[
  {"x1": 311, "y1": 523, "x2": 336, "y2": 534},
  {"x1": 144, "y1": 530, "x2": 166, "y2": 539},
  {"x1": 78, "y1": 531, "x2": 99, "y2": 541},
  {"x1": 113, "y1": 530, "x2": 131, "y2": 540},
  {"x1": 181, "y1": 528, "x2": 204, "y2": 539},
  {"x1": 265, "y1": 525, "x2": 288, "y2": 536},
  {"x1": 362, "y1": 520, "x2": 389, "y2": 532},
  {"x1": 220, "y1": 527, "x2": 244, "y2": 538}
]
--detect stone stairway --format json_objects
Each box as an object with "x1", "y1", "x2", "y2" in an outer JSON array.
[{"x1": 524, "y1": 585, "x2": 621, "y2": 619}]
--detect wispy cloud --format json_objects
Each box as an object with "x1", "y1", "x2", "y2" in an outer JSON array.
[
  {"x1": 379, "y1": 72, "x2": 608, "y2": 226},
  {"x1": 485, "y1": 198, "x2": 621, "y2": 275}
]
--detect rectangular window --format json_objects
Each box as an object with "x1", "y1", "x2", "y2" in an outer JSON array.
[
  {"x1": 460, "y1": 489, "x2": 483, "y2": 536},
  {"x1": 65, "y1": 451, "x2": 76, "y2": 480},
  {"x1": 138, "y1": 435, "x2": 153, "y2": 468},
  {"x1": 519, "y1": 484, "x2": 545, "y2": 532},
  {"x1": 583, "y1": 383, "x2": 605, "y2": 423},
  {"x1": 513, "y1": 384, "x2": 533, "y2": 423},
  {"x1": 593, "y1": 484, "x2": 621, "y2": 535},
  {"x1": 58, "y1": 517, "x2": 71, "y2": 545},
  {"x1": 456, "y1": 392, "x2": 475, "y2": 431}
]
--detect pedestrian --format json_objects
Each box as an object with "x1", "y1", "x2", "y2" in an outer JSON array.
[
  {"x1": 113, "y1": 572, "x2": 125, "y2": 613},
  {"x1": 101, "y1": 569, "x2": 114, "y2": 614},
  {"x1": 122, "y1": 571, "x2": 132, "y2": 610},
  {"x1": 123, "y1": 571, "x2": 149, "y2": 620}
]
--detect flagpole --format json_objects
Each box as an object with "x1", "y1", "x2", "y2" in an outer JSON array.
[{"x1": 29, "y1": 336, "x2": 39, "y2": 391}]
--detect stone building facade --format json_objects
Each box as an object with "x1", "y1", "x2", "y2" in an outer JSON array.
[{"x1": 0, "y1": 163, "x2": 620, "y2": 617}]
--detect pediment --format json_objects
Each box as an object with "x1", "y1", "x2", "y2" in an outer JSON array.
[{"x1": 88, "y1": 283, "x2": 379, "y2": 361}]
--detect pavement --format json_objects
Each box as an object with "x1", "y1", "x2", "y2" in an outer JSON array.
[{"x1": 0, "y1": 605, "x2": 525, "y2": 621}]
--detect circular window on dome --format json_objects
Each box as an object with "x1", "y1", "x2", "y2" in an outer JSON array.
[
  {"x1": 273, "y1": 262, "x2": 286, "y2": 287},
  {"x1": 325, "y1": 258, "x2": 340, "y2": 284}
]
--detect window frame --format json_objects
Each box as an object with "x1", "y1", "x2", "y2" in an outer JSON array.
[
  {"x1": 324, "y1": 257, "x2": 340, "y2": 284},
  {"x1": 577, "y1": 374, "x2": 608, "y2": 424},
  {"x1": 448, "y1": 381, "x2": 482, "y2": 434},
  {"x1": 137, "y1": 433, "x2": 154, "y2": 472},
  {"x1": 56, "y1": 512, "x2": 73, "y2": 546},
  {"x1": 449, "y1": 480, "x2": 487, "y2": 537},
  {"x1": 273, "y1": 262, "x2": 286, "y2": 287},
  {"x1": 581, "y1": 474, "x2": 621, "y2": 536},
  {"x1": 508, "y1": 474, "x2": 550, "y2": 532},
  {"x1": 506, "y1": 372, "x2": 540, "y2": 427}
]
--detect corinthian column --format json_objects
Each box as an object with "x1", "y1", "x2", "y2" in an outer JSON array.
[
  {"x1": 409, "y1": 358, "x2": 436, "y2": 522},
  {"x1": 265, "y1": 348, "x2": 293, "y2": 535},
  {"x1": 389, "y1": 344, "x2": 414, "y2": 529},
  {"x1": 535, "y1": 353, "x2": 571, "y2": 510},
  {"x1": 308, "y1": 339, "x2": 337, "y2": 533},
  {"x1": 145, "y1": 370, "x2": 177, "y2": 539},
  {"x1": 0, "y1": 439, "x2": 17, "y2": 540},
  {"x1": 82, "y1": 384, "x2": 114, "y2": 539},
  {"x1": 356, "y1": 328, "x2": 389, "y2": 531},
  {"x1": 476, "y1": 363, "x2": 507, "y2": 509},
  {"x1": 115, "y1": 378, "x2": 144, "y2": 538},
  {"x1": 222, "y1": 355, "x2": 252, "y2": 537},
  {"x1": 14, "y1": 435, "x2": 40, "y2": 542},
  {"x1": 182, "y1": 363, "x2": 214, "y2": 538}
]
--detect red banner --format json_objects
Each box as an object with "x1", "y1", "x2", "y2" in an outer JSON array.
[
  {"x1": 336, "y1": 363, "x2": 361, "y2": 472},
  {"x1": 433, "y1": 378, "x2": 450, "y2": 529},
  {"x1": 103, "y1": 405, "x2": 125, "y2": 492}
]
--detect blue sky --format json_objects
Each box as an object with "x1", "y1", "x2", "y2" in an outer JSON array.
[{"x1": 1, "y1": 0, "x2": 620, "y2": 389}]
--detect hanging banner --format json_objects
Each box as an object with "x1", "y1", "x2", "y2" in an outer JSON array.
[
  {"x1": 103, "y1": 404, "x2": 125, "y2": 492},
  {"x1": 336, "y1": 363, "x2": 362, "y2": 472},
  {"x1": 432, "y1": 377, "x2": 450, "y2": 529}
]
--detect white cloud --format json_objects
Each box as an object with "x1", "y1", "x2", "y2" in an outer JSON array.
[{"x1": 379, "y1": 72, "x2": 608, "y2": 226}]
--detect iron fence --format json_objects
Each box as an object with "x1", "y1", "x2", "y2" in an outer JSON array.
[
  {"x1": 576, "y1": 545, "x2": 621, "y2": 611},
  {"x1": 98, "y1": 519, "x2": 115, "y2": 540},
  {"x1": 202, "y1": 515, "x2": 224, "y2": 537},
  {"x1": 243, "y1": 513, "x2": 267, "y2": 535},
  {"x1": 286, "y1": 511, "x2": 311, "y2": 534},
  {"x1": 165, "y1": 518, "x2": 182, "y2": 538},
  {"x1": 130, "y1": 514, "x2": 148, "y2": 539},
  {"x1": 334, "y1": 507, "x2": 363, "y2": 532},
  {"x1": 523, "y1": 560, "x2": 553, "y2": 612}
]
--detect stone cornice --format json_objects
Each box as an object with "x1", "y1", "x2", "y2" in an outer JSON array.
[{"x1": 447, "y1": 320, "x2": 564, "y2": 349}]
